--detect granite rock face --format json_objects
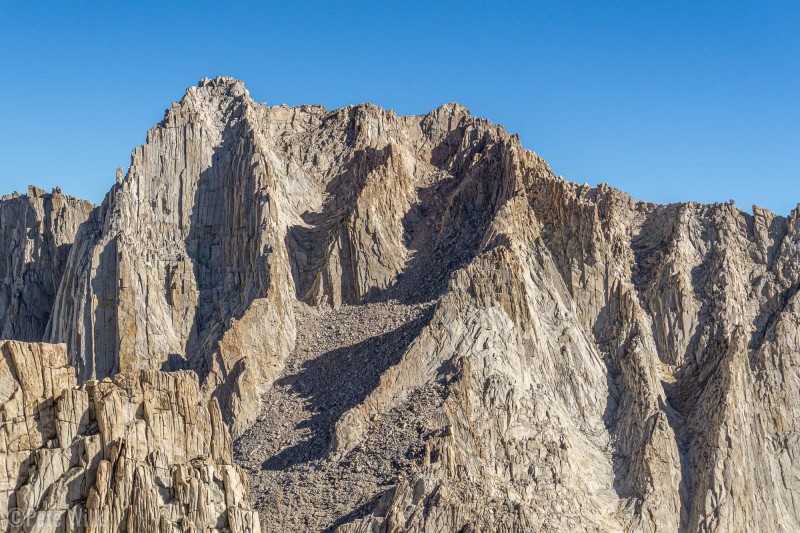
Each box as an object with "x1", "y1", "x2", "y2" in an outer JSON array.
[
  {"x1": 46, "y1": 78, "x2": 298, "y2": 435},
  {"x1": 0, "y1": 339, "x2": 259, "y2": 532},
  {"x1": 2, "y1": 77, "x2": 800, "y2": 532},
  {"x1": 334, "y1": 180, "x2": 800, "y2": 532},
  {"x1": 0, "y1": 187, "x2": 93, "y2": 342}
]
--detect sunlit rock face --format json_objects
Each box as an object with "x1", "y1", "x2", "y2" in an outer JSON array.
[{"x1": 2, "y1": 77, "x2": 799, "y2": 532}]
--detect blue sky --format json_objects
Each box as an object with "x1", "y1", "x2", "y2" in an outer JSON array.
[{"x1": 1, "y1": 1, "x2": 797, "y2": 214}]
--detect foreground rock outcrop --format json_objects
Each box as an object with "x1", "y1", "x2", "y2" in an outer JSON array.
[
  {"x1": 2, "y1": 77, "x2": 799, "y2": 532},
  {"x1": 0, "y1": 340, "x2": 259, "y2": 532}
]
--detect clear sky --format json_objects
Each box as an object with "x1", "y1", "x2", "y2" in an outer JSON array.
[{"x1": 1, "y1": 1, "x2": 797, "y2": 214}]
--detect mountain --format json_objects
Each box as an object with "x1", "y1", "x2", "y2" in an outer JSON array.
[{"x1": 1, "y1": 77, "x2": 799, "y2": 532}]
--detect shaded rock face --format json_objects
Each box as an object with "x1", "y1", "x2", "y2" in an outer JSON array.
[
  {"x1": 0, "y1": 340, "x2": 259, "y2": 532},
  {"x1": 2, "y1": 77, "x2": 800, "y2": 532},
  {"x1": 0, "y1": 187, "x2": 94, "y2": 342}
]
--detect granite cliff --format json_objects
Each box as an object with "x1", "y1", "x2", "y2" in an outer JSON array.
[
  {"x1": 0, "y1": 187, "x2": 93, "y2": 342},
  {"x1": 1, "y1": 77, "x2": 799, "y2": 532}
]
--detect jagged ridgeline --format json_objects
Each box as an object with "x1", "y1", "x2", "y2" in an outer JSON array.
[{"x1": 1, "y1": 77, "x2": 799, "y2": 532}]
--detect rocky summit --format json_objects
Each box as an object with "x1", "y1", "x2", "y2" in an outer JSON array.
[{"x1": 1, "y1": 76, "x2": 799, "y2": 532}]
